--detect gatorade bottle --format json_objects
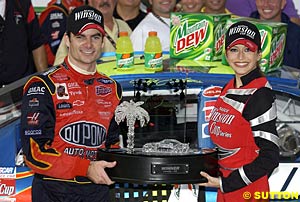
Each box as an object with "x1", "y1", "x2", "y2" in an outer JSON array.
[
  {"x1": 115, "y1": 31, "x2": 134, "y2": 69},
  {"x1": 144, "y1": 31, "x2": 163, "y2": 71}
]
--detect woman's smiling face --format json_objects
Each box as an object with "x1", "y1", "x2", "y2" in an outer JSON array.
[{"x1": 226, "y1": 44, "x2": 261, "y2": 79}]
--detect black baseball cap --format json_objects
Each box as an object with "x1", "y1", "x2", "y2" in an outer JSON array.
[
  {"x1": 225, "y1": 21, "x2": 261, "y2": 52},
  {"x1": 67, "y1": 5, "x2": 105, "y2": 36}
]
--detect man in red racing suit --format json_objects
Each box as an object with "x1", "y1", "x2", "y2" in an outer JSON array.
[{"x1": 21, "y1": 6, "x2": 122, "y2": 202}]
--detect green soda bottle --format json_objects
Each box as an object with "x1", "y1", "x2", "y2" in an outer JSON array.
[
  {"x1": 116, "y1": 31, "x2": 134, "y2": 69},
  {"x1": 144, "y1": 31, "x2": 163, "y2": 71}
]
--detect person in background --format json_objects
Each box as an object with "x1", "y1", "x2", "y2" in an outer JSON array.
[
  {"x1": 201, "y1": 0, "x2": 229, "y2": 14},
  {"x1": 130, "y1": 0, "x2": 176, "y2": 51},
  {"x1": 113, "y1": 0, "x2": 147, "y2": 31},
  {"x1": 199, "y1": 21, "x2": 279, "y2": 202},
  {"x1": 226, "y1": 0, "x2": 300, "y2": 25},
  {"x1": 175, "y1": 0, "x2": 204, "y2": 12},
  {"x1": 39, "y1": 0, "x2": 84, "y2": 66},
  {"x1": 0, "y1": 0, "x2": 48, "y2": 87},
  {"x1": 21, "y1": 5, "x2": 122, "y2": 202},
  {"x1": 226, "y1": 0, "x2": 256, "y2": 16},
  {"x1": 201, "y1": 0, "x2": 239, "y2": 18},
  {"x1": 54, "y1": 0, "x2": 132, "y2": 65},
  {"x1": 282, "y1": 0, "x2": 300, "y2": 24},
  {"x1": 250, "y1": 0, "x2": 300, "y2": 69}
]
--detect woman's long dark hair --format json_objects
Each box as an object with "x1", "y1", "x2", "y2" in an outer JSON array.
[{"x1": 257, "y1": 50, "x2": 265, "y2": 77}]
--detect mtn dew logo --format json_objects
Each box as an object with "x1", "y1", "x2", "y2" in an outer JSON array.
[
  {"x1": 270, "y1": 34, "x2": 285, "y2": 67},
  {"x1": 170, "y1": 13, "x2": 230, "y2": 60},
  {"x1": 214, "y1": 23, "x2": 225, "y2": 54},
  {"x1": 259, "y1": 29, "x2": 268, "y2": 48},
  {"x1": 173, "y1": 19, "x2": 208, "y2": 54}
]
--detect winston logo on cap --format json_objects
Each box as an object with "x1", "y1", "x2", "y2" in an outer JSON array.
[
  {"x1": 74, "y1": 10, "x2": 102, "y2": 23},
  {"x1": 228, "y1": 25, "x2": 256, "y2": 39}
]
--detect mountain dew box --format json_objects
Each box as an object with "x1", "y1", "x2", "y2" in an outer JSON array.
[
  {"x1": 222, "y1": 18, "x2": 287, "y2": 73},
  {"x1": 170, "y1": 12, "x2": 231, "y2": 61}
]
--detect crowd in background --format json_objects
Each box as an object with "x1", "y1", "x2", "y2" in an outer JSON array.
[{"x1": 1, "y1": 0, "x2": 300, "y2": 87}]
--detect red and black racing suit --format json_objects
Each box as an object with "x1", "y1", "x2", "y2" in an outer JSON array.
[
  {"x1": 209, "y1": 67, "x2": 279, "y2": 202},
  {"x1": 21, "y1": 59, "x2": 122, "y2": 202}
]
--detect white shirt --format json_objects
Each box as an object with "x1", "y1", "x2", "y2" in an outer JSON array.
[
  {"x1": 130, "y1": 12, "x2": 170, "y2": 52},
  {"x1": 0, "y1": 0, "x2": 5, "y2": 19}
]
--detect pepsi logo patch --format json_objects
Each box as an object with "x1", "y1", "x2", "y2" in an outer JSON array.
[{"x1": 95, "y1": 85, "x2": 112, "y2": 96}]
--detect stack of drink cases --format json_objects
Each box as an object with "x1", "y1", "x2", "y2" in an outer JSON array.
[
  {"x1": 169, "y1": 12, "x2": 287, "y2": 149},
  {"x1": 115, "y1": 31, "x2": 163, "y2": 71},
  {"x1": 170, "y1": 13, "x2": 287, "y2": 73}
]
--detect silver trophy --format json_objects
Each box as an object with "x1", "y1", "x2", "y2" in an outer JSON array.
[
  {"x1": 97, "y1": 100, "x2": 218, "y2": 184},
  {"x1": 115, "y1": 100, "x2": 150, "y2": 152}
]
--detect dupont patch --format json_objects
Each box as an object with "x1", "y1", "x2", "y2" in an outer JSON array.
[{"x1": 59, "y1": 121, "x2": 106, "y2": 148}]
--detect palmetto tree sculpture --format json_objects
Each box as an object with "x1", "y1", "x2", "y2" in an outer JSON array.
[{"x1": 115, "y1": 100, "x2": 150, "y2": 152}]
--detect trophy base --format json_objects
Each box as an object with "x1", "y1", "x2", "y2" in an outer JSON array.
[{"x1": 97, "y1": 148, "x2": 218, "y2": 184}]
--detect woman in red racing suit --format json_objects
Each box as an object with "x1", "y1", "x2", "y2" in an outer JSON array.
[{"x1": 199, "y1": 21, "x2": 279, "y2": 202}]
